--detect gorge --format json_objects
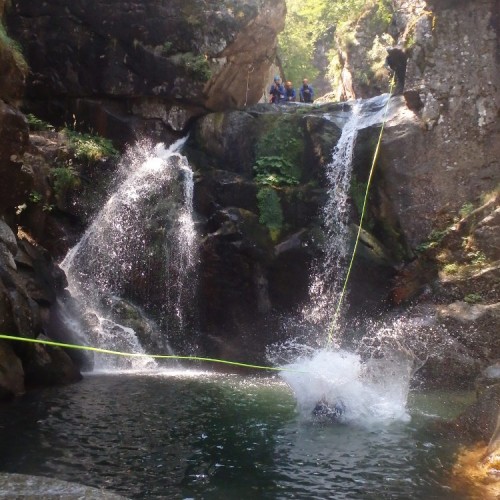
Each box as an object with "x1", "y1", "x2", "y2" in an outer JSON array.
[{"x1": 0, "y1": 0, "x2": 499, "y2": 498}]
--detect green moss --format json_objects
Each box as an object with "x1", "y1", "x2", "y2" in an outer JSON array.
[
  {"x1": 0, "y1": 21, "x2": 28, "y2": 73},
  {"x1": 256, "y1": 187, "x2": 284, "y2": 242}
]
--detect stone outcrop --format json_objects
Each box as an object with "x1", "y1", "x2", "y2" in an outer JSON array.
[
  {"x1": 5, "y1": 0, "x2": 286, "y2": 144},
  {"x1": 0, "y1": 220, "x2": 82, "y2": 396},
  {"x1": 185, "y1": 102, "x2": 405, "y2": 359}
]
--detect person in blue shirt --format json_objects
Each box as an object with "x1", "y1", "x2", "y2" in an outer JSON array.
[
  {"x1": 284, "y1": 80, "x2": 296, "y2": 102},
  {"x1": 299, "y1": 78, "x2": 314, "y2": 103},
  {"x1": 269, "y1": 75, "x2": 286, "y2": 104}
]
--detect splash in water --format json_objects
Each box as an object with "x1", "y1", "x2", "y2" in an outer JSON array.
[
  {"x1": 277, "y1": 95, "x2": 418, "y2": 424},
  {"x1": 279, "y1": 347, "x2": 413, "y2": 426}
]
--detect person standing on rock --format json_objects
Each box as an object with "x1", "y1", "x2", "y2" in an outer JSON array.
[
  {"x1": 385, "y1": 47, "x2": 408, "y2": 95},
  {"x1": 299, "y1": 78, "x2": 314, "y2": 103},
  {"x1": 284, "y1": 81, "x2": 297, "y2": 102},
  {"x1": 269, "y1": 76, "x2": 286, "y2": 104}
]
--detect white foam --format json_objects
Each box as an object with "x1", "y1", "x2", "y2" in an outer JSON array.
[{"x1": 280, "y1": 348, "x2": 411, "y2": 426}]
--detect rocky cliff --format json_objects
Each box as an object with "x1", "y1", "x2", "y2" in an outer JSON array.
[{"x1": 6, "y1": 0, "x2": 285, "y2": 144}]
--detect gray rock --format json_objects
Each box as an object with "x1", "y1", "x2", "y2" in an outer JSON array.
[
  {"x1": 0, "y1": 473, "x2": 127, "y2": 499},
  {"x1": 0, "y1": 219, "x2": 18, "y2": 255}
]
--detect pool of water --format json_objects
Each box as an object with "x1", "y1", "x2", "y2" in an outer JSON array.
[{"x1": 0, "y1": 371, "x2": 473, "y2": 499}]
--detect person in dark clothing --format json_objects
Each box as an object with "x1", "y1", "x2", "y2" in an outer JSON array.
[
  {"x1": 312, "y1": 398, "x2": 346, "y2": 423},
  {"x1": 385, "y1": 47, "x2": 408, "y2": 95},
  {"x1": 299, "y1": 78, "x2": 314, "y2": 103},
  {"x1": 269, "y1": 76, "x2": 286, "y2": 104},
  {"x1": 284, "y1": 80, "x2": 296, "y2": 102}
]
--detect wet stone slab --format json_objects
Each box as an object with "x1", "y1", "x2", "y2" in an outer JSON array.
[{"x1": 0, "y1": 473, "x2": 128, "y2": 499}]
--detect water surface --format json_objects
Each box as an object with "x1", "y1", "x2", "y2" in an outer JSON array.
[{"x1": 0, "y1": 372, "x2": 472, "y2": 499}]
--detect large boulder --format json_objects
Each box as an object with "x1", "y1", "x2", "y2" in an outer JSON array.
[{"x1": 5, "y1": 0, "x2": 286, "y2": 143}]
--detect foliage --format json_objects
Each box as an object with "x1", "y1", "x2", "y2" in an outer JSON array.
[
  {"x1": 464, "y1": 293, "x2": 482, "y2": 304},
  {"x1": 64, "y1": 128, "x2": 118, "y2": 162},
  {"x1": 170, "y1": 52, "x2": 211, "y2": 81},
  {"x1": 162, "y1": 41, "x2": 173, "y2": 55},
  {"x1": 279, "y1": 0, "x2": 394, "y2": 93},
  {"x1": 28, "y1": 191, "x2": 43, "y2": 204},
  {"x1": 459, "y1": 202, "x2": 474, "y2": 218},
  {"x1": 416, "y1": 227, "x2": 451, "y2": 252},
  {"x1": 0, "y1": 21, "x2": 28, "y2": 72},
  {"x1": 50, "y1": 164, "x2": 80, "y2": 197},
  {"x1": 256, "y1": 187, "x2": 284, "y2": 241},
  {"x1": 253, "y1": 118, "x2": 304, "y2": 239},
  {"x1": 27, "y1": 113, "x2": 55, "y2": 131},
  {"x1": 255, "y1": 119, "x2": 303, "y2": 181},
  {"x1": 254, "y1": 156, "x2": 299, "y2": 187}
]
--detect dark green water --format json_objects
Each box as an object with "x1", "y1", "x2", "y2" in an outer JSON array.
[{"x1": 0, "y1": 371, "x2": 473, "y2": 499}]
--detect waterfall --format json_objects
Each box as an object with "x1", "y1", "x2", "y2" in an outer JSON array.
[
  {"x1": 276, "y1": 94, "x2": 419, "y2": 425},
  {"x1": 306, "y1": 94, "x2": 392, "y2": 328},
  {"x1": 61, "y1": 138, "x2": 198, "y2": 370}
]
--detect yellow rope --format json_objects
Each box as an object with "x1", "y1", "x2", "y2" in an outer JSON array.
[
  {"x1": 0, "y1": 333, "x2": 309, "y2": 374},
  {"x1": 326, "y1": 77, "x2": 396, "y2": 346}
]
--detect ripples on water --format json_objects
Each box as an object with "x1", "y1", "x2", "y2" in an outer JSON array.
[{"x1": 0, "y1": 372, "x2": 472, "y2": 499}]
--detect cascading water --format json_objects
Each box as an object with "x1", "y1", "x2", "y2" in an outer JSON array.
[
  {"x1": 276, "y1": 95, "x2": 419, "y2": 425},
  {"x1": 61, "y1": 138, "x2": 198, "y2": 370},
  {"x1": 306, "y1": 94, "x2": 393, "y2": 328}
]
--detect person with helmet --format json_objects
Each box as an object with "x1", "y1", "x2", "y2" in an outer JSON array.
[
  {"x1": 284, "y1": 81, "x2": 296, "y2": 102},
  {"x1": 299, "y1": 78, "x2": 314, "y2": 103},
  {"x1": 269, "y1": 75, "x2": 286, "y2": 104}
]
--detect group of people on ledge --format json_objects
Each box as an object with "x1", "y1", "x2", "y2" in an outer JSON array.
[{"x1": 269, "y1": 76, "x2": 314, "y2": 104}]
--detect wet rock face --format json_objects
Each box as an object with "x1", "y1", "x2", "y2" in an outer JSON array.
[
  {"x1": 382, "y1": 0, "x2": 500, "y2": 248},
  {"x1": 0, "y1": 101, "x2": 30, "y2": 214},
  {"x1": 0, "y1": 220, "x2": 81, "y2": 398},
  {"x1": 185, "y1": 103, "x2": 405, "y2": 359},
  {"x1": 6, "y1": 0, "x2": 285, "y2": 142}
]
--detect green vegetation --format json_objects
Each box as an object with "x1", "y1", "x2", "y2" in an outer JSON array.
[
  {"x1": 253, "y1": 118, "x2": 304, "y2": 240},
  {"x1": 253, "y1": 156, "x2": 299, "y2": 187},
  {"x1": 416, "y1": 227, "x2": 451, "y2": 253},
  {"x1": 256, "y1": 187, "x2": 284, "y2": 242},
  {"x1": 459, "y1": 202, "x2": 474, "y2": 218},
  {"x1": 27, "y1": 114, "x2": 55, "y2": 131},
  {"x1": 0, "y1": 21, "x2": 28, "y2": 72},
  {"x1": 63, "y1": 128, "x2": 118, "y2": 162},
  {"x1": 28, "y1": 191, "x2": 43, "y2": 204},
  {"x1": 50, "y1": 164, "x2": 80, "y2": 198},
  {"x1": 169, "y1": 52, "x2": 211, "y2": 81},
  {"x1": 464, "y1": 293, "x2": 482, "y2": 304},
  {"x1": 279, "y1": 0, "x2": 394, "y2": 91}
]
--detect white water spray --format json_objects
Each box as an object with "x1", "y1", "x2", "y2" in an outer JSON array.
[
  {"x1": 61, "y1": 138, "x2": 198, "y2": 370},
  {"x1": 306, "y1": 95, "x2": 393, "y2": 326},
  {"x1": 279, "y1": 95, "x2": 416, "y2": 425}
]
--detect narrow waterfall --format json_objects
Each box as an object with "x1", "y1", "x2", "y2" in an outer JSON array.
[
  {"x1": 306, "y1": 94, "x2": 392, "y2": 328},
  {"x1": 61, "y1": 138, "x2": 198, "y2": 370},
  {"x1": 278, "y1": 95, "x2": 417, "y2": 425}
]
